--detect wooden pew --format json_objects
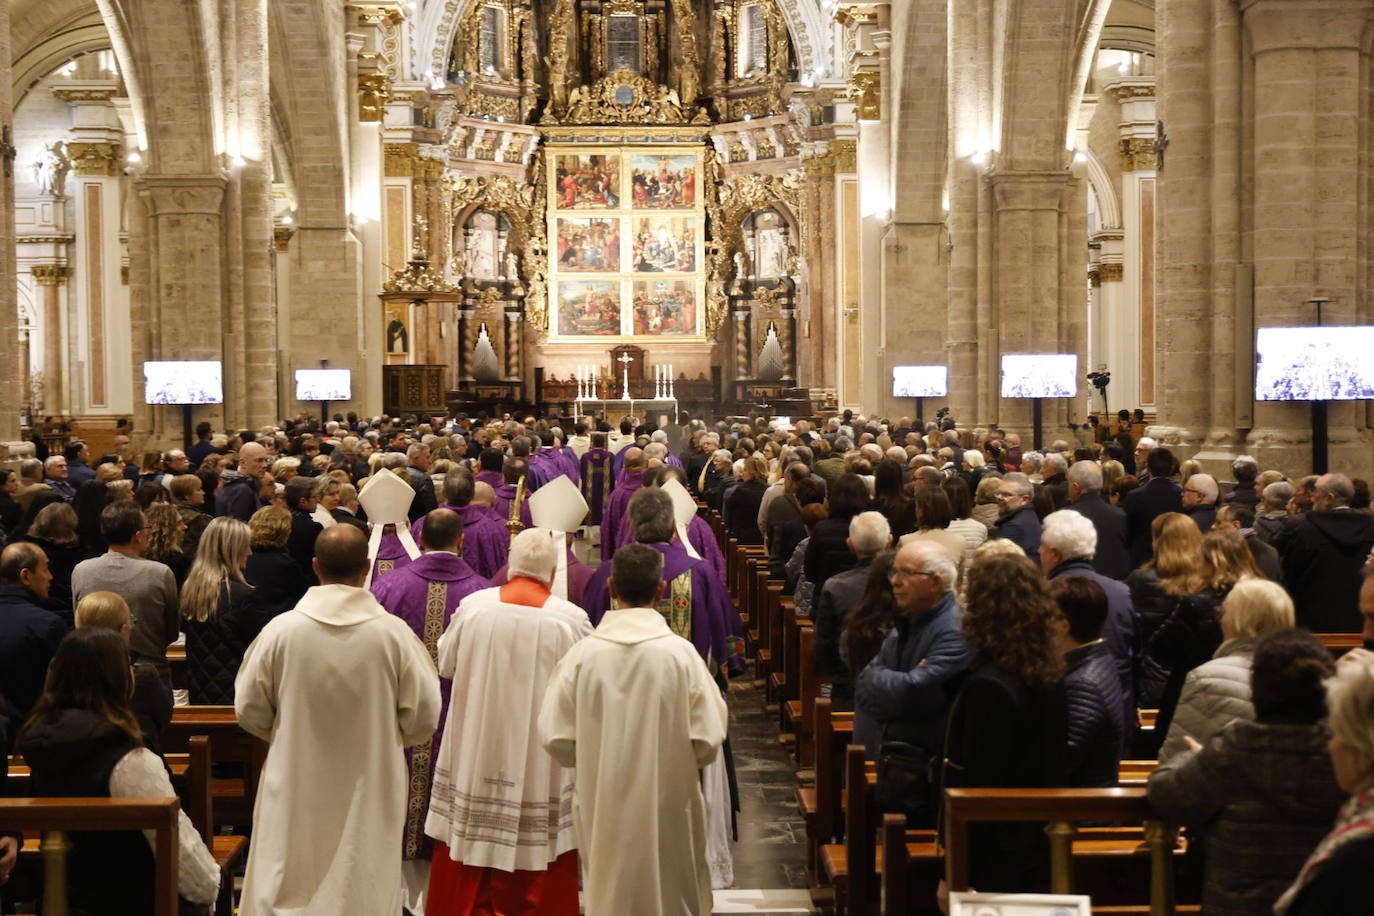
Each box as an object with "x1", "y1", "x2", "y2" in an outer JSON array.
[
  {"x1": 187, "y1": 736, "x2": 249, "y2": 916},
  {"x1": 819, "y1": 744, "x2": 874, "y2": 916},
  {"x1": 0, "y1": 797, "x2": 182, "y2": 916},
  {"x1": 782, "y1": 624, "x2": 820, "y2": 766},
  {"x1": 1317, "y1": 632, "x2": 1363, "y2": 657},
  {"x1": 943, "y1": 788, "x2": 1184, "y2": 914},
  {"x1": 162, "y1": 706, "x2": 267, "y2": 828}
]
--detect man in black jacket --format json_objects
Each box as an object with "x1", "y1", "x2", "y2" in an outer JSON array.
[
  {"x1": 284, "y1": 476, "x2": 324, "y2": 585},
  {"x1": 0, "y1": 543, "x2": 66, "y2": 728},
  {"x1": 1275, "y1": 473, "x2": 1374, "y2": 632},
  {"x1": 1064, "y1": 461, "x2": 1130, "y2": 580},
  {"x1": 812, "y1": 511, "x2": 891, "y2": 704},
  {"x1": 1123, "y1": 447, "x2": 1183, "y2": 567},
  {"x1": 217, "y1": 441, "x2": 269, "y2": 521},
  {"x1": 1050, "y1": 575, "x2": 1125, "y2": 788}
]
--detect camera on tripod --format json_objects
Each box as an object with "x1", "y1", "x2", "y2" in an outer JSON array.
[{"x1": 1087, "y1": 370, "x2": 1111, "y2": 391}]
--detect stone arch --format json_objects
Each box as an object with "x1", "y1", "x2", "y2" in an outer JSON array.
[{"x1": 10, "y1": 0, "x2": 111, "y2": 101}]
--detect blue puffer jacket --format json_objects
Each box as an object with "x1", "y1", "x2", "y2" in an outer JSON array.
[
  {"x1": 1063, "y1": 640, "x2": 1126, "y2": 787},
  {"x1": 853, "y1": 591, "x2": 970, "y2": 759}
]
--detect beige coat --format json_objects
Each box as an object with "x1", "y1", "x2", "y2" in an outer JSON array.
[
  {"x1": 540, "y1": 607, "x2": 727, "y2": 916},
  {"x1": 235, "y1": 584, "x2": 441, "y2": 915}
]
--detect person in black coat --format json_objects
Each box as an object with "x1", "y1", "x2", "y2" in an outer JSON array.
[
  {"x1": 283, "y1": 476, "x2": 324, "y2": 586},
  {"x1": 804, "y1": 473, "x2": 870, "y2": 595},
  {"x1": 0, "y1": 543, "x2": 67, "y2": 727},
  {"x1": 944, "y1": 551, "x2": 1068, "y2": 893},
  {"x1": 1050, "y1": 576, "x2": 1126, "y2": 788},
  {"x1": 180, "y1": 516, "x2": 272, "y2": 706},
  {"x1": 723, "y1": 457, "x2": 768, "y2": 545},
  {"x1": 812, "y1": 512, "x2": 890, "y2": 704},
  {"x1": 1182, "y1": 474, "x2": 1220, "y2": 533},
  {"x1": 1064, "y1": 460, "x2": 1131, "y2": 580},
  {"x1": 1124, "y1": 447, "x2": 1184, "y2": 567},
  {"x1": 0, "y1": 469, "x2": 22, "y2": 536},
  {"x1": 993, "y1": 473, "x2": 1042, "y2": 557},
  {"x1": 1214, "y1": 503, "x2": 1283, "y2": 583},
  {"x1": 1274, "y1": 473, "x2": 1374, "y2": 632},
  {"x1": 72, "y1": 590, "x2": 174, "y2": 757},
  {"x1": 245, "y1": 506, "x2": 311, "y2": 615}
]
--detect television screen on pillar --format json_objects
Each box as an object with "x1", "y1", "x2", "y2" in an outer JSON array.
[
  {"x1": 892, "y1": 365, "x2": 948, "y2": 398},
  {"x1": 142, "y1": 361, "x2": 223, "y2": 405},
  {"x1": 1000, "y1": 354, "x2": 1078, "y2": 399},
  {"x1": 295, "y1": 369, "x2": 352, "y2": 402},
  {"x1": 1254, "y1": 326, "x2": 1374, "y2": 401}
]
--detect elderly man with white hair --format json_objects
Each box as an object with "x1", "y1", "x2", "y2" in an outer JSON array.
[
  {"x1": 1133, "y1": 436, "x2": 1159, "y2": 480},
  {"x1": 1275, "y1": 473, "x2": 1374, "y2": 632},
  {"x1": 424, "y1": 527, "x2": 592, "y2": 914},
  {"x1": 1182, "y1": 473, "x2": 1220, "y2": 532},
  {"x1": 814, "y1": 511, "x2": 892, "y2": 705},
  {"x1": 1039, "y1": 509, "x2": 1141, "y2": 711},
  {"x1": 1064, "y1": 460, "x2": 1130, "y2": 580},
  {"x1": 854, "y1": 539, "x2": 970, "y2": 800}
]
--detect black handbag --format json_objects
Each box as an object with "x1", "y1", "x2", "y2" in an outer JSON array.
[{"x1": 874, "y1": 737, "x2": 934, "y2": 820}]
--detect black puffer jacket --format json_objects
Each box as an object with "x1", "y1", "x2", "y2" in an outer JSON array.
[
  {"x1": 1142, "y1": 588, "x2": 1226, "y2": 748},
  {"x1": 1124, "y1": 566, "x2": 1186, "y2": 646},
  {"x1": 1063, "y1": 641, "x2": 1126, "y2": 787},
  {"x1": 184, "y1": 580, "x2": 272, "y2": 705}
]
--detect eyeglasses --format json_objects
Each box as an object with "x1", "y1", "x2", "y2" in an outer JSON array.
[{"x1": 888, "y1": 567, "x2": 937, "y2": 581}]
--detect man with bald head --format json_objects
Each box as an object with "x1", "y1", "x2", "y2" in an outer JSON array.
[
  {"x1": 600, "y1": 447, "x2": 647, "y2": 562},
  {"x1": 236, "y1": 523, "x2": 441, "y2": 915},
  {"x1": 1275, "y1": 472, "x2": 1374, "y2": 631},
  {"x1": 217, "y1": 441, "x2": 270, "y2": 521}
]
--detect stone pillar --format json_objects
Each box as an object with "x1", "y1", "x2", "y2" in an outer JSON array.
[
  {"x1": 31, "y1": 266, "x2": 70, "y2": 414},
  {"x1": 1241, "y1": 0, "x2": 1374, "y2": 474},
  {"x1": 0, "y1": 0, "x2": 23, "y2": 450},
  {"x1": 778, "y1": 307, "x2": 797, "y2": 382}
]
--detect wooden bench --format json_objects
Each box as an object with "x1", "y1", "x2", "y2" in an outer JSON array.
[
  {"x1": 162, "y1": 706, "x2": 267, "y2": 829},
  {"x1": 0, "y1": 797, "x2": 182, "y2": 916}
]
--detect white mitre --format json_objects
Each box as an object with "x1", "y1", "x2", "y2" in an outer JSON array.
[{"x1": 528, "y1": 475, "x2": 589, "y2": 599}]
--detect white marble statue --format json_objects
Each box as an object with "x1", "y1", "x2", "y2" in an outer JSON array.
[{"x1": 32, "y1": 142, "x2": 69, "y2": 197}]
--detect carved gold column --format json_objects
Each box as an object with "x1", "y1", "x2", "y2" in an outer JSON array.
[
  {"x1": 670, "y1": 0, "x2": 702, "y2": 107},
  {"x1": 778, "y1": 306, "x2": 797, "y2": 381},
  {"x1": 734, "y1": 307, "x2": 752, "y2": 381},
  {"x1": 31, "y1": 264, "x2": 70, "y2": 413},
  {"x1": 504, "y1": 306, "x2": 522, "y2": 381},
  {"x1": 459, "y1": 304, "x2": 476, "y2": 381},
  {"x1": 543, "y1": 0, "x2": 575, "y2": 120}
]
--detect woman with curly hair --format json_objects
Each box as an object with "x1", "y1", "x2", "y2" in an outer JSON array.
[
  {"x1": 943, "y1": 549, "x2": 1068, "y2": 893},
  {"x1": 142, "y1": 502, "x2": 191, "y2": 587}
]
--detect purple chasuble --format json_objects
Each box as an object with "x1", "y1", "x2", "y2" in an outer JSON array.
[
  {"x1": 579, "y1": 449, "x2": 613, "y2": 525},
  {"x1": 409, "y1": 503, "x2": 510, "y2": 580},
  {"x1": 493, "y1": 482, "x2": 534, "y2": 530},
  {"x1": 371, "y1": 551, "x2": 492, "y2": 860},
  {"x1": 474, "y1": 470, "x2": 504, "y2": 491},
  {"x1": 599, "y1": 470, "x2": 644, "y2": 562},
  {"x1": 583, "y1": 540, "x2": 745, "y2": 674},
  {"x1": 687, "y1": 514, "x2": 728, "y2": 586},
  {"x1": 609, "y1": 442, "x2": 636, "y2": 481},
  {"x1": 370, "y1": 529, "x2": 415, "y2": 583}
]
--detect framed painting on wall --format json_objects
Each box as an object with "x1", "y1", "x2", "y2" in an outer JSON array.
[
  {"x1": 556, "y1": 217, "x2": 621, "y2": 272},
  {"x1": 631, "y1": 279, "x2": 698, "y2": 336},
  {"x1": 556, "y1": 280, "x2": 623, "y2": 337},
  {"x1": 630, "y1": 215, "x2": 698, "y2": 273},
  {"x1": 553, "y1": 154, "x2": 622, "y2": 209},
  {"x1": 629, "y1": 153, "x2": 697, "y2": 209}
]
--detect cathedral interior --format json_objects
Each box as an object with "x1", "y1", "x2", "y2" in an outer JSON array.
[{"x1": 1, "y1": 0, "x2": 1371, "y2": 478}]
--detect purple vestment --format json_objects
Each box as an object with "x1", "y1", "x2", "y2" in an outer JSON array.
[
  {"x1": 493, "y1": 482, "x2": 534, "y2": 530},
  {"x1": 600, "y1": 470, "x2": 644, "y2": 562},
  {"x1": 371, "y1": 551, "x2": 492, "y2": 860},
  {"x1": 474, "y1": 470, "x2": 504, "y2": 491},
  {"x1": 583, "y1": 539, "x2": 745, "y2": 674},
  {"x1": 409, "y1": 503, "x2": 510, "y2": 581},
  {"x1": 369, "y1": 529, "x2": 415, "y2": 583},
  {"x1": 579, "y1": 448, "x2": 613, "y2": 525},
  {"x1": 687, "y1": 514, "x2": 728, "y2": 587},
  {"x1": 609, "y1": 443, "x2": 635, "y2": 481}
]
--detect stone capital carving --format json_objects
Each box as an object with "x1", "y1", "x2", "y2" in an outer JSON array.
[
  {"x1": 1099, "y1": 262, "x2": 1124, "y2": 283},
  {"x1": 30, "y1": 264, "x2": 71, "y2": 286},
  {"x1": 1119, "y1": 137, "x2": 1156, "y2": 172},
  {"x1": 65, "y1": 141, "x2": 119, "y2": 176},
  {"x1": 359, "y1": 73, "x2": 392, "y2": 122},
  {"x1": 849, "y1": 71, "x2": 881, "y2": 120},
  {"x1": 138, "y1": 177, "x2": 228, "y2": 217},
  {"x1": 274, "y1": 226, "x2": 296, "y2": 252},
  {"x1": 832, "y1": 139, "x2": 857, "y2": 173},
  {"x1": 51, "y1": 87, "x2": 119, "y2": 104}
]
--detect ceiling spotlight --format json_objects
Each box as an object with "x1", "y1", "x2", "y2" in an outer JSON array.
[
  {"x1": 126, "y1": 151, "x2": 142, "y2": 164},
  {"x1": 1074, "y1": 151, "x2": 1088, "y2": 164}
]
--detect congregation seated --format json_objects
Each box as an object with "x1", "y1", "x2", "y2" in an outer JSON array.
[
  {"x1": 17, "y1": 628, "x2": 219, "y2": 913},
  {"x1": 181, "y1": 517, "x2": 272, "y2": 706},
  {"x1": 73, "y1": 591, "x2": 173, "y2": 756}
]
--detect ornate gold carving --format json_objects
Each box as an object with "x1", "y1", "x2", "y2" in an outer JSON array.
[
  {"x1": 51, "y1": 87, "x2": 118, "y2": 103},
  {"x1": 670, "y1": 0, "x2": 702, "y2": 107},
  {"x1": 1119, "y1": 137, "x2": 1156, "y2": 172},
  {"x1": 385, "y1": 142, "x2": 421, "y2": 177},
  {"x1": 382, "y1": 254, "x2": 460, "y2": 295},
  {"x1": 1087, "y1": 267, "x2": 1101, "y2": 288},
  {"x1": 274, "y1": 226, "x2": 296, "y2": 252},
  {"x1": 65, "y1": 141, "x2": 118, "y2": 176},
  {"x1": 540, "y1": 125, "x2": 710, "y2": 143},
  {"x1": 359, "y1": 73, "x2": 392, "y2": 122},
  {"x1": 1099, "y1": 262, "x2": 1124, "y2": 283},
  {"x1": 1108, "y1": 82, "x2": 1156, "y2": 101},
  {"x1": 463, "y1": 90, "x2": 521, "y2": 121},
  {"x1": 850, "y1": 71, "x2": 881, "y2": 120},
  {"x1": 562, "y1": 70, "x2": 710, "y2": 125},
  {"x1": 729, "y1": 142, "x2": 749, "y2": 163},
  {"x1": 30, "y1": 264, "x2": 70, "y2": 286},
  {"x1": 832, "y1": 139, "x2": 857, "y2": 172},
  {"x1": 834, "y1": 4, "x2": 880, "y2": 27}
]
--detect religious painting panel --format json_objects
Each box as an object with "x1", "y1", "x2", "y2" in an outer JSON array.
[
  {"x1": 556, "y1": 217, "x2": 621, "y2": 272},
  {"x1": 630, "y1": 216, "x2": 698, "y2": 273},
  {"x1": 630, "y1": 154, "x2": 697, "y2": 209},
  {"x1": 383, "y1": 302, "x2": 413, "y2": 364},
  {"x1": 553, "y1": 154, "x2": 623, "y2": 210},
  {"x1": 631, "y1": 279, "x2": 699, "y2": 336},
  {"x1": 556, "y1": 280, "x2": 623, "y2": 337}
]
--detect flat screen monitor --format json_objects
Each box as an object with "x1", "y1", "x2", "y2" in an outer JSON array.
[
  {"x1": 892, "y1": 365, "x2": 948, "y2": 398},
  {"x1": 295, "y1": 369, "x2": 352, "y2": 402},
  {"x1": 1000, "y1": 353, "x2": 1078, "y2": 399},
  {"x1": 143, "y1": 361, "x2": 223, "y2": 405},
  {"x1": 1255, "y1": 326, "x2": 1374, "y2": 401}
]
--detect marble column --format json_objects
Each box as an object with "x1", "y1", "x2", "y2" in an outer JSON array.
[
  {"x1": 1104, "y1": 79, "x2": 1156, "y2": 412},
  {"x1": 734, "y1": 307, "x2": 752, "y2": 380},
  {"x1": 31, "y1": 266, "x2": 70, "y2": 414},
  {"x1": 0, "y1": 0, "x2": 23, "y2": 449}
]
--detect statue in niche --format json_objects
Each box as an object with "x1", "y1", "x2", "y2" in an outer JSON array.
[
  {"x1": 733, "y1": 250, "x2": 749, "y2": 280},
  {"x1": 32, "y1": 141, "x2": 69, "y2": 197},
  {"x1": 465, "y1": 212, "x2": 499, "y2": 280},
  {"x1": 757, "y1": 226, "x2": 788, "y2": 279},
  {"x1": 505, "y1": 251, "x2": 520, "y2": 281}
]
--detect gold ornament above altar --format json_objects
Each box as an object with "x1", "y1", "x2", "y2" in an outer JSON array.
[{"x1": 557, "y1": 70, "x2": 711, "y2": 126}]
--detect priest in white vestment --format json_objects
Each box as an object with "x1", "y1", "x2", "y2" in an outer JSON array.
[
  {"x1": 540, "y1": 543, "x2": 729, "y2": 916},
  {"x1": 423, "y1": 527, "x2": 592, "y2": 914},
  {"x1": 235, "y1": 524, "x2": 442, "y2": 916}
]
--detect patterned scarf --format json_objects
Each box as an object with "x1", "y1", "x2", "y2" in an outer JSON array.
[{"x1": 1274, "y1": 787, "x2": 1374, "y2": 914}]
